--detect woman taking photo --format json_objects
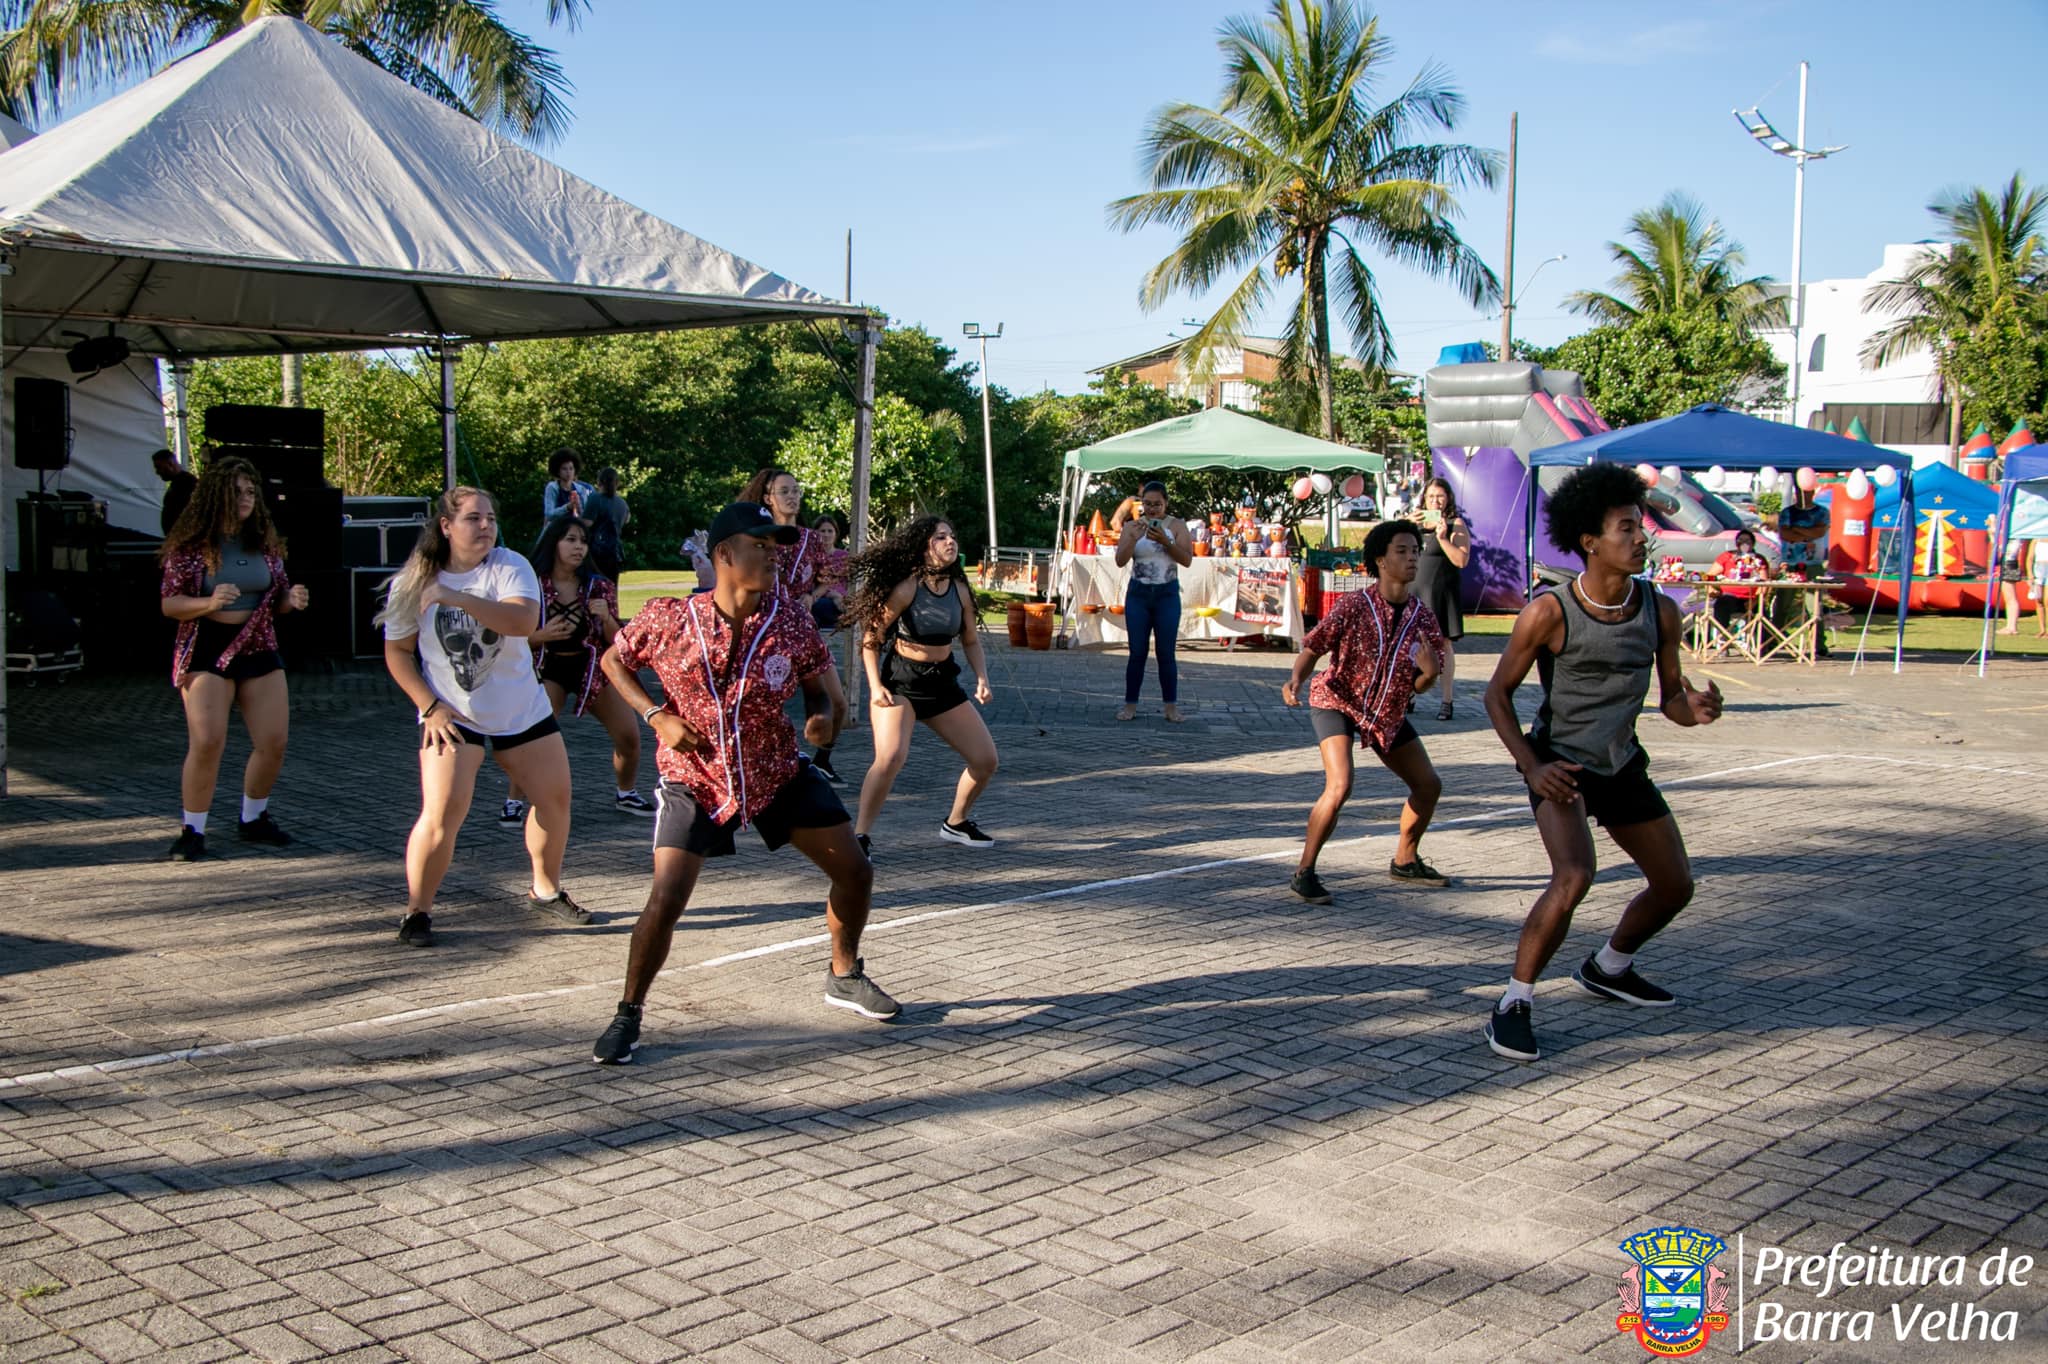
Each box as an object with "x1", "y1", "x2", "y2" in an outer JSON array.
[
  {"x1": 503, "y1": 516, "x2": 652, "y2": 820},
  {"x1": 1113, "y1": 480, "x2": 1193, "y2": 722},
  {"x1": 1410, "y1": 477, "x2": 1472, "y2": 721},
  {"x1": 848, "y1": 517, "x2": 999, "y2": 851},
  {"x1": 379, "y1": 487, "x2": 585, "y2": 947},
  {"x1": 581, "y1": 465, "x2": 631, "y2": 580},
  {"x1": 158, "y1": 457, "x2": 311, "y2": 860}
]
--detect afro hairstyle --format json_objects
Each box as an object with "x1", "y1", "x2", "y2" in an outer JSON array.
[
  {"x1": 1362, "y1": 518, "x2": 1423, "y2": 577},
  {"x1": 1545, "y1": 464, "x2": 1649, "y2": 560}
]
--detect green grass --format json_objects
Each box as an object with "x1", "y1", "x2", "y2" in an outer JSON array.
[{"x1": 620, "y1": 572, "x2": 1038, "y2": 627}]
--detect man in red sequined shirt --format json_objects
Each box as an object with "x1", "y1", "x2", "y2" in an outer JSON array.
[
  {"x1": 1282, "y1": 519, "x2": 1450, "y2": 903},
  {"x1": 590, "y1": 502, "x2": 897, "y2": 1065}
]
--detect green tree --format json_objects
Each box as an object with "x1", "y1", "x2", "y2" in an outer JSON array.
[
  {"x1": 1256, "y1": 365, "x2": 1421, "y2": 455},
  {"x1": 0, "y1": 0, "x2": 590, "y2": 140},
  {"x1": 1108, "y1": 0, "x2": 1498, "y2": 441},
  {"x1": 777, "y1": 395, "x2": 966, "y2": 531},
  {"x1": 1862, "y1": 174, "x2": 2048, "y2": 446},
  {"x1": 1565, "y1": 192, "x2": 1786, "y2": 334},
  {"x1": 1531, "y1": 312, "x2": 1784, "y2": 428},
  {"x1": 186, "y1": 351, "x2": 443, "y2": 493}
]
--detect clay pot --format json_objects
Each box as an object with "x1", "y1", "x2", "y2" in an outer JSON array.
[
  {"x1": 1022, "y1": 601, "x2": 1056, "y2": 650},
  {"x1": 1006, "y1": 602, "x2": 1027, "y2": 646}
]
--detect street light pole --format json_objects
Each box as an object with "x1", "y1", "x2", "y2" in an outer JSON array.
[
  {"x1": 963, "y1": 322, "x2": 1002, "y2": 554},
  {"x1": 1736, "y1": 63, "x2": 1846, "y2": 427}
]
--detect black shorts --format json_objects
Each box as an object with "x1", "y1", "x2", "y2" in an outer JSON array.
[
  {"x1": 883, "y1": 651, "x2": 968, "y2": 721},
  {"x1": 1309, "y1": 706, "x2": 1419, "y2": 759},
  {"x1": 1525, "y1": 740, "x2": 1671, "y2": 828},
  {"x1": 654, "y1": 762, "x2": 849, "y2": 858},
  {"x1": 424, "y1": 712, "x2": 561, "y2": 752},
  {"x1": 538, "y1": 648, "x2": 591, "y2": 694},
  {"x1": 190, "y1": 618, "x2": 282, "y2": 682}
]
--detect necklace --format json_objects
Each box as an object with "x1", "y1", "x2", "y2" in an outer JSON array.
[{"x1": 1575, "y1": 572, "x2": 1634, "y2": 611}]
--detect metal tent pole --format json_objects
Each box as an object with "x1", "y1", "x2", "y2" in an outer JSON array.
[
  {"x1": 845, "y1": 315, "x2": 881, "y2": 706},
  {"x1": 438, "y1": 340, "x2": 460, "y2": 491}
]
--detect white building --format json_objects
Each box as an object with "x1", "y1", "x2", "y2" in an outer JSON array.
[{"x1": 1756, "y1": 242, "x2": 1951, "y2": 463}]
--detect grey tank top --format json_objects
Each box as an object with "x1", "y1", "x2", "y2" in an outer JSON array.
[
  {"x1": 201, "y1": 538, "x2": 273, "y2": 597},
  {"x1": 1530, "y1": 581, "x2": 1660, "y2": 776},
  {"x1": 900, "y1": 577, "x2": 962, "y2": 645}
]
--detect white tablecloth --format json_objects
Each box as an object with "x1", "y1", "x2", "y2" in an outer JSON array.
[{"x1": 1057, "y1": 552, "x2": 1302, "y2": 646}]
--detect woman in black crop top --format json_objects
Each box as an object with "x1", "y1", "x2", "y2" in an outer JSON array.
[{"x1": 843, "y1": 517, "x2": 1000, "y2": 851}]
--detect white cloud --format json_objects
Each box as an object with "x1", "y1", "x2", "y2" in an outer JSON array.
[{"x1": 1535, "y1": 21, "x2": 1713, "y2": 65}]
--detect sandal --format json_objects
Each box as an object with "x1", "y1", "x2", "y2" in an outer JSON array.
[
  {"x1": 1115, "y1": 703, "x2": 1137, "y2": 722},
  {"x1": 1436, "y1": 700, "x2": 1454, "y2": 722},
  {"x1": 1163, "y1": 704, "x2": 1184, "y2": 723}
]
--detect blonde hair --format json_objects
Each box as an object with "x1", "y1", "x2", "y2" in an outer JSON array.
[{"x1": 376, "y1": 487, "x2": 495, "y2": 630}]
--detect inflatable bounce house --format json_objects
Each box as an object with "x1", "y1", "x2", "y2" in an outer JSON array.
[
  {"x1": 1423, "y1": 350, "x2": 1754, "y2": 610},
  {"x1": 1832, "y1": 460, "x2": 2009, "y2": 613}
]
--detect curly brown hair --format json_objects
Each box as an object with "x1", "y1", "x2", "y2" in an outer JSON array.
[
  {"x1": 844, "y1": 516, "x2": 974, "y2": 646},
  {"x1": 160, "y1": 456, "x2": 283, "y2": 566}
]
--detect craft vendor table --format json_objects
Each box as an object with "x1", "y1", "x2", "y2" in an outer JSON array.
[
  {"x1": 1057, "y1": 552, "x2": 1303, "y2": 646},
  {"x1": 1683, "y1": 577, "x2": 1835, "y2": 666}
]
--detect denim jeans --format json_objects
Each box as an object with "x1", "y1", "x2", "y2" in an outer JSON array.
[{"x1": 1123, "y1": 579, "x2": 1181, "y2": 703}]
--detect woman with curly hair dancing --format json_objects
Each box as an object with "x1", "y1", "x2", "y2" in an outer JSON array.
[
  {"x1": 158, "y1": 456, "x2": 311, "y2": 861},
  {"x1": 846, "y1": 517, "x2": 999, "y2": 853}
]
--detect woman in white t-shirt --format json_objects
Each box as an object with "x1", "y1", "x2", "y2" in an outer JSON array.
[{"x1": 378, "y1": 487, "x2": 585, "y2": 947}]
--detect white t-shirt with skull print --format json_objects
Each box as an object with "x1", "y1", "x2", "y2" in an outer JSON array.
[{"x1": 386, "y1": 547, "x2": 554, "y2": 736}]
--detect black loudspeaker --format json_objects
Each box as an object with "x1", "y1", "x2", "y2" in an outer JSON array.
[
  {"x1": 206, "y1": 404, "x2": 324, "y2": 450},
  {"x1": 15, "y1": 377, "x2": 72, "y2": 470},
  {"x1": 275, "y1": 568, "x2": 351, "y2": 663},
  {"x1": 270, "y1": 484, "x2": 344, "y2": 578},
  {"x1": 218, "y1": 443, "x2": 325, "y2": 489},
  {"x1": 352, "y1": 568, "x2": 392, "y2": 659}
]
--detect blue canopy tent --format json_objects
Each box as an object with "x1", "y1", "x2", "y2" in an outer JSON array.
[
  {"x1": 1527, "y1": 404, "x2": 1918, "y2": 671},
  {"x1": 1979, "y1": 448, "x2": 2048, "y2": 675}
]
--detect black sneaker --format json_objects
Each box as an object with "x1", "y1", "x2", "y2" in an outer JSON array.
[
  {"x1": 396, "y1": 912, "x2": 434, "y2": 947},
  {"x1": 166, "y1": 826, "x2": 207, "y2": 862},
  {"x1": 1290, "y1": 868, "x2": 1332, "y2": 904},
  {"x1": 1485, "y1": 1000, "x2": 1540, "y2": 1061},
  {"x1": 824, "y1": 958, "x2": 901, "y2": 1020},
  {"x1": 814, "y1": 753, "x2": 845, "y2": 785},
  {"x1": 593, "y1": 1003, "x2": 642, "y2": 1065},
  {"x1": 528, "y1": 889, "x2": 591, "y2": 925},
  {"x1": 1572, "y1": 954, "x2": 1677, "y2": 1007},
  {"x1": 1388, "y1": 857, "x2": 1449, "y2": 886},
  {"x1": 856, "y1": 833, "x2": 872, "y2": 860},
  {"x1": 498, "y1": 799, "x2": 526, "y2": 829},
  {"x1": 614, "y1": 791, "x2": 656, "y2": 817},
  {"x1": 237, "y1": 813, "x2": 292, "y2": 847},
  {"x1": 939, "y1": 817, "x2": 995, "y2": 849}
]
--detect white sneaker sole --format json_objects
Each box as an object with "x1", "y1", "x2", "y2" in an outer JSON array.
[
  {"x1": 592, "y1": 1044, "x2": 637, "y2": 1065},
  {"x1": 938, "y1": 827, "x2": 995, "y2": 849},
  {"x1": 1484, "y1": 1022, "x2": 1541, "y2": 1062},
  {"x1": 1572, "y1": 969, "x2": 1677, "y2": 1008},
  {"x1": 824, "y1": 991, "x2": 901, "y2": 1021}
]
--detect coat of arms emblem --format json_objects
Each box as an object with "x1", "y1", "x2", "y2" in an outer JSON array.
[{"x1": 1616, "y1": 1226, "x2": 1731, "y2": 1356}]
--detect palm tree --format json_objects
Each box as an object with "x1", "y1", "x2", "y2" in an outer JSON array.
[
  {"x1": 1862, "y1": 174, "x2": 2048, "y2": 449},
  {"x1": 1108, "y1": 0, "x2": 1498, "y2": 441},
  {"x1": 1566, "y1": 193, "x2": 1786, "y2": 334},
  {"x1": 0, "y1": 0, "x2": 589, "y2": 143}
]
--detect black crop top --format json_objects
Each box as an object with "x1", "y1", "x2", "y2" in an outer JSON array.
[{"x1": 898, "y1": 577, "x2": 962, "y2": 645}]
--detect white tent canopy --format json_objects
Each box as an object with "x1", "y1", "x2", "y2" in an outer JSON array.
[
  {"x1": 0, "y1": 15, "x2": 881, "y2": 792},
  {"x1": 0, "y1": 16, "x2": 865, "y2": 356}
]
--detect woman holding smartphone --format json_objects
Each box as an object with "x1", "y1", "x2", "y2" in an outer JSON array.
[
  {"x1": 1410, "y1": 477, "x2": 1471, "y2": 721},
  {"x1": 1114, "y1": 480, "x2": 1193, "y2": 722}
]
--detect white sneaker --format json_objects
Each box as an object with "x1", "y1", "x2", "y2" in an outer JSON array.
[{"x1": 939, "y1": 817, "x2": 995, "y2": 849}]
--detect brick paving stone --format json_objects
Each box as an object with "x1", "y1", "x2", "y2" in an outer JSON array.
[{"x1": 4, "y1": 647, "x2": 2048, "y2": 1360}]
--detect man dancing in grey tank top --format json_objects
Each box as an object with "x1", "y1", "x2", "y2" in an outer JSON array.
[{"x1": 1480, "y1": 465, "x2": 1723, "y2": 1062}]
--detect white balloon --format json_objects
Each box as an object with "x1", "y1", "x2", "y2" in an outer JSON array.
[
  {"x1": 1846, "y1": 470, "x2": 1871, "y2": 500},
  {"x1": 1873, "y1": 464, "x2": 1899, "y2": 488},
  {"x1": 1705, "y1": 464, "x2": 1727, "y2": 491},
  {"x1": 1660, "y1": 464, "x2": 1682, "y2": 485},
  {"x1": 1310, "y1": 472, "x2": 1333, "y2": 495},
  {"x1": 1758, "y1": 465, "x2": 1779, "y2": 489}
]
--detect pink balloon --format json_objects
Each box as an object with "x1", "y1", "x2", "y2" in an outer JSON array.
[
  {"x1": 1634, "y1": 463, "x2": 1659, "y2": 484},
  {"x1": 1796, "y1": 466, "x2": 1818, "y2": 492},
  {"x1": 1342, "y1": 474, "x2": 1365, "y2": 499},
  {"x1": 1292, "y1": 476, "x2": 1313, "y2": 501}
]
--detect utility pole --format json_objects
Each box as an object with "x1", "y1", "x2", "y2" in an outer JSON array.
[
  {"x1": 1736, "y1": 64, "x2": 1846, "y2": 427},
  {"x1": 1499, "y1": 112, "x2": 1517, "y2": 360},
  {"x1": 963, "y1": 322, "x2": 1003, "y2": 554}
]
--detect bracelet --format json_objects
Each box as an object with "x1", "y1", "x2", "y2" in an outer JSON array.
[
  {"x1": 641, "y1": 704, "x2": 664, "y2": 723},
  {"x1": 417, "y1": 700, "x2": 441, "y2": 723}
]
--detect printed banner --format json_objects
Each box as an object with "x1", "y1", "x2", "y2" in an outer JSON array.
[{"x1": 1234, "y1": 565, "x2": 1288, "y2": 624}]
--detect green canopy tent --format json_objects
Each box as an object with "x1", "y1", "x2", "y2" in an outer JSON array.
[{"x1": 1054, "y1": 406, "x2": 1386, "y2": 570}]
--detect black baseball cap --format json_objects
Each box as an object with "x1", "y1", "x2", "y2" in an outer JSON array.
[{"x1": 708, "y1": 501, "x2": 801, "y2": 552}]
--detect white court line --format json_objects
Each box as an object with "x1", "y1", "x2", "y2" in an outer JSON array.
[{"x1": 1, "y1": 751, "x2": 2023, "y2": 1090}]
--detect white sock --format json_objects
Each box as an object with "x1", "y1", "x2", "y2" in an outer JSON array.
[
  {"x1": 240, "y1": 795, "x2": 269, "y2": 823},
  {"x1": 1594, "y1": 943, "x2": 1635, "y2": 976},
  {"x1": 1498, "y1": 978, "x2": 1535, "y2": 1012},
  {"x1": 182, "y1": 810, "x2": 209, "y2": 835},
  {"x1": 617, "y1": 787, "x2": 636, "y2": 800}
]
